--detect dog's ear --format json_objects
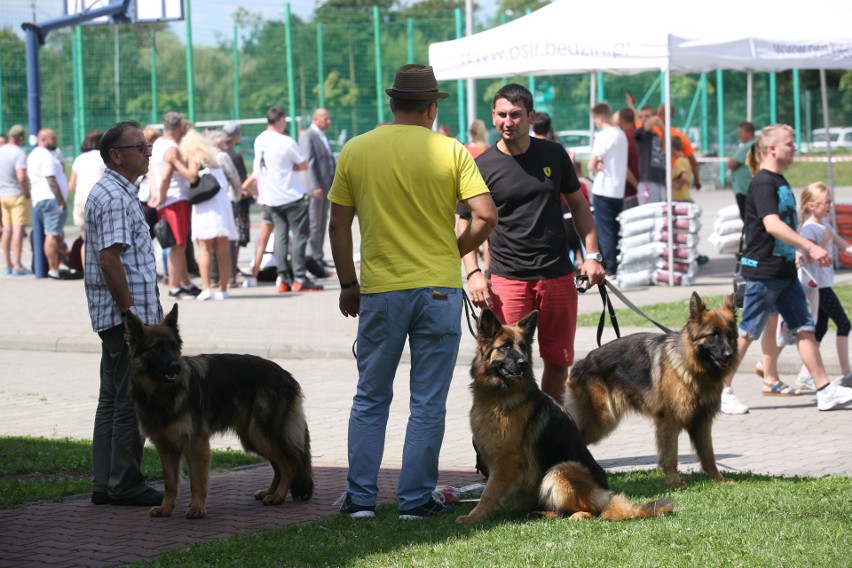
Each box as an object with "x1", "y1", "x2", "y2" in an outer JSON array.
[
  {"x1": 163, "y1": 303, "x2": 179, "y2": 333},
  {"x1": 722, "y1": 293, "x2": 737, "y2": 316},
  {"x1": 477, "y1": 309, "x2": 503, "y2": 341},
  {"x1": 688, "y1": 291, "x2": 706, "y2": 320},
  {"x1": 517, "y1": 310, "x2": 539, "y2": 343},
  {"x1": 124, "y1": 311, "x2": 145, "y2": 354}
]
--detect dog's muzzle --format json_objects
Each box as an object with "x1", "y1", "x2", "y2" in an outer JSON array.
[{"x1": 163, "y1": 361, "x2": 181, "y2": 383}]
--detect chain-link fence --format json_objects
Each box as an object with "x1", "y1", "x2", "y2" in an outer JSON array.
[{"x1": 2, "y1": 3, "x2": 851, "y2": 164}]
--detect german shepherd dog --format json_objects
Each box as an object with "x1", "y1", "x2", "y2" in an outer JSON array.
[
  {"x1": 457, "y1": 309, "x2": 674, "y2": 523},
  {"x1": 124, "y1": 305, "x2": 314, "y2": 518},
  {"x1": 564, "y1": 292, "x2": 738, "y2": 486}
]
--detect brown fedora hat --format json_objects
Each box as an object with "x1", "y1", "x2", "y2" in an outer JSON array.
[{"x1": 385, "y1": 64, "x2": 449, "y2": 101}]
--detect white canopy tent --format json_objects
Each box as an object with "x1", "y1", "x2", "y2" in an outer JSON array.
[{"x1": 429, "y1": 0, "x2": 852, "y2": 278}]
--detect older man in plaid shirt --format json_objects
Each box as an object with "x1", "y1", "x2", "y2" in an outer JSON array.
[{"x1": 84, "y1": 121, "x2": 164, "y2": 507}]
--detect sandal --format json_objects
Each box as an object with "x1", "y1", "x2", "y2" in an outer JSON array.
[{"x1": 762, "y1": 381, "x2": 803, "y2": 396}]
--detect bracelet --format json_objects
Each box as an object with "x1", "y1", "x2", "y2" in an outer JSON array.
[
  {"x1": 340, "y1": 279, "x2": 359, "y2": 289},
  {"x1": 467, "y1": 268, "x2": 482, "y2": 279}
]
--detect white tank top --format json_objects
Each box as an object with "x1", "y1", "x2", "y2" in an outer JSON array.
[{"x1": 151, "y1": 137, "x2": 189, "y2": 207}]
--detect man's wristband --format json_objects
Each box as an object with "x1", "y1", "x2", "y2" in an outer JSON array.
[
  {"x1": 340, "y1": 279, "x2": 359, "y2": 289},
  {"x1": 121, "y1": 306, "x2": 138, "y2": 319},
  {"x1": 467, "y1": 268, "x2": 482, "y2": 279}
]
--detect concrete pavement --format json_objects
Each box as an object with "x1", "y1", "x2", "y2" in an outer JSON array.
[{"x1": 1, "y1": 187, "x2": 851, "y2": 567}]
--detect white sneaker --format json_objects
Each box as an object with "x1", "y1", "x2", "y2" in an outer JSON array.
[
  {"x1": 816, "y1": 382, "x2": 852, "y2": 411},
  {"x1": 213, "y1": 290, "x2": 228, "y2": 301},
  {"x1": 196, "y1": 288, "x2": 213, "y2": 302},
  {"x1": 242, "y1": 277, "x2": 257, "y2": 288},
  {"x1": 720, "y1": 387, "x2": 749, "y2": 415},
  {"x1": 795, "y1": 374, "x2": 816, "y2": 391}
]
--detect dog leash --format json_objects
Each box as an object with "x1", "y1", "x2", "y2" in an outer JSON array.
[{"x1": 576, "y1": 276, "x2": 674, "y2": 347}]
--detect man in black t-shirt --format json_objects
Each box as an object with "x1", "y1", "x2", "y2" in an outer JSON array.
[
  {"x1": 457, "y1": 84, "x2": 605, "y2": 405},
  {"x1": 720, "y1": 124, "x2": 852, "y2": 414}
]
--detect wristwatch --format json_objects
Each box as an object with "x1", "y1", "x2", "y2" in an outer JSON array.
[{"x1": 585, "y1": 252, "x2": 604, "y2": 263}]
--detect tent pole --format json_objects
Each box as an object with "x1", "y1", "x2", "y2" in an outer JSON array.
[
  {"x1": 746, "y1": 71, "x2": 753, "y2": 122},
  {"x1": 465, "y1": 0, "x2": 475, "y2": 136},
  {"x1": 589, "y1": 72, "x2": 596, "y2": 143},
  {"x1": 792, "y1": 69, "x2": 802, "y2": 150},
  {"x1": 819, "y1": 69, "x2": 837, "y2": 265},
  {"x1": 717, "y1": 69, "x2": 725, "y2": 187},
  {"x1": 665, "y1": 67, "x2": 673, "y2": 286}
]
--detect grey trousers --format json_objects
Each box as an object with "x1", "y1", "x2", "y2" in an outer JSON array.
[
  {"x1": 269, "y1": 197, "x2": 310, "y2": 282},
  {"x1": 307, "y1": 193, "x2": 330, "y2": 262},
  {"x1": 92, "y1": 324, "x2": 148, "y2": 499}
]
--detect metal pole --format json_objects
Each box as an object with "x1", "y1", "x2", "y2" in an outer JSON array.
[
  {"x1": 596, "y1": 72, "x2": 604, "y2": 103},
  {"x1": 72, "y1": 25, "x2": 84, "y2": 152},
  {"x1": 664, "y1": 67, "x2": 673, "y2": 286},
  {"x1": 792, "y1": 69, "x2": 801, "y2": 150},
  {"x1": 805, "y1": 90, "x2": 812, "y2": 147},
  {"x1": 820, "y1": 69, "x2": 837, "y2": 266},
  {"x1": 113, "y1": 25, "x2": 120, "y2": 123},
  {"x1": 184, "y1": 0, "x2": 195, "y2": 122},
  {"x1": 23, "y1": 24, "x2": 46, "y2": 277},
  {"x1": 769, "y1": 71, "x2": 777, "y2": 124},
  {"x1": 746, "y1": 71, "x2": 753, "y2": 122},
  {"x1": 406, "y1": 18, "x2": 414, "y2": 64},
  {"x1": 317, "y1": 23, "x2": 325, "y2": 108},
  {"x1": 284, "y1": 3, "x2": 297, "y2": 136},
  {"x1": 700, "y1": 73, "x2": 709, "y2": 153},
  {"x1": 233, "y1": 24, "x2": 240, "y2": 120},
  {"x1": 150, "y1": 30, "x2": 158, "y2": 126},
  {"x1": 589, "y1": 73, "x2": 596, "y2": 144},
  {"x1": 716, "y1": 69, "x2": 726, "y2": 187},
  {"x1": 372, "y1": 6, "x2": 384, "y2": 126},
  {"x1": 465, "y1": 0, "x2": 475, "y2": 139},
  {"x1": 454, "y1": 8, "x2": 465, "y2": 142}
]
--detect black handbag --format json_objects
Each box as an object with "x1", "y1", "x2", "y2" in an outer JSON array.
[
  {"x1": 189, "y1": 169, "x2": 221, "y2": 205},
  {"x1": 733, "y1": 232, "x2": 746, "y2": 309},
  {"x1": 153, "y1": 218, "x2": 176, "y2": 249}
]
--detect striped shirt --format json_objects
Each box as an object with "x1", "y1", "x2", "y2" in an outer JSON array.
[{"x1": 84, "y1": 169, "x2": 162, "y2": 332}]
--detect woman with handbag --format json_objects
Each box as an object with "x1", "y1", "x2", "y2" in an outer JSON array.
[{"x1": 178, "y1": 129, "x2": 238, "y2": 301}]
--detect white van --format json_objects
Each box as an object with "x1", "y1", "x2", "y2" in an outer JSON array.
[{"x1": 810, "y1": 127, "x2": 852, "y2": 150}]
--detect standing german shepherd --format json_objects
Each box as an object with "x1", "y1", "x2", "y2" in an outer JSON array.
[
  {"x1": 564, "y1": 292, "x2": 738, "y2": 486},
  {"x1": 457, "y1": 309, "x2": 674, "y2": 523},
  {"x1": 125, "y1": 304, "x2": 314, "y2": 519}
]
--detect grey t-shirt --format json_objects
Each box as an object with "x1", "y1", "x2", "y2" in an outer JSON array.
[{"x1": 0, "y1": 144, "x2": 27, "y2": 198}]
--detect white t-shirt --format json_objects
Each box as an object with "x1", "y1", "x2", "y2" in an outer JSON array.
[
  {"x1": 253, "y1": 130, "x2": 306, "y2": 207},
  {"x1": 799, "y1": 218, "x2": 834, "y2": 288},
  {"x1": 590, "y1": 125, "x2": 628, "y2": 199},
  {"x1": 27, "y1": 146, "x2": 68, "y2": 204},
  {"x1": 151, "y1": 137, "x2": 189, "y2": 207},
  {"x1": 71, "y1": 150, "x2": 107, "y2": 227}
]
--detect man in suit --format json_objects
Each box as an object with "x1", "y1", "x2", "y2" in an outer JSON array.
[{"x1": 300, "y1": 108, "x2": 337, "y2": 278}]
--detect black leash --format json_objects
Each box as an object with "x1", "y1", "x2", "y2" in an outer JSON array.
[{"x1": 576, "y1": 275, "x2": 674, "y2": 347}]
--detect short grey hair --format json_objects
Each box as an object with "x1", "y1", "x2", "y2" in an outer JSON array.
[{"x1": 163, "y1": 111, "x2": 184, "y2": 133}]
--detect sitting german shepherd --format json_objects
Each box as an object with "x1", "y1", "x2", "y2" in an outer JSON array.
[
  {"x1": 125, "y1": 305, "x2": 313, "y2": 519},
  {"x1": 564, "y1": 292, "x2": 738, "y2": 486},
  {"x1": 457, "y1": 309, "x2": 674, "y2": 523}
]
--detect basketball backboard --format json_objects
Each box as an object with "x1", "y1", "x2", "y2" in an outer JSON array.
[{"x1": 64, "y1": 0, "x2": 184, "y2": 25}]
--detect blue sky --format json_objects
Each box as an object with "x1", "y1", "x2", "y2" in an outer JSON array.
[{"x1": 4, "y1": 1, "x2": 499, "y2": 45}]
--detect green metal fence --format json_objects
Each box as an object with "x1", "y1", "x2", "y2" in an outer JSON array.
[{"x1": 2, "y1": 3, "x2": 851, "y2": 164}]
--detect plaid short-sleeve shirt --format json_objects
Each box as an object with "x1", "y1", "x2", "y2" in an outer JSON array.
[{"x1": 84, "y1": 169, "x2": 162, "y2": 332}]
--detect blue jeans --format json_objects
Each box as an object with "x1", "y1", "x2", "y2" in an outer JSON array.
[
  {"x1": 592, "y1": 195, "x2": 622, "y2": 274},
  {"x1": 739, "y1": 278, "x2": 815, "y2": 339},
  {"x1": 346, "y1": 287, "x2": 462, "y2": 510}
]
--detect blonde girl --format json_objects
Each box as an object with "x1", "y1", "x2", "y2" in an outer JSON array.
[
  {"x1": 465, "y1": 119, "x2": 489, "y2": 158},
  {"x1": 797, "y1": 182, "x2": 852, "y2": 385}
]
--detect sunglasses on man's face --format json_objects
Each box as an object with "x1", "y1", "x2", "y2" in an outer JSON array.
[{"x1": 113, "y1": 143, "x2": 153, "y2": 153}]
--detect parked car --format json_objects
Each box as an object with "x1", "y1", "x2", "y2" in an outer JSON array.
[
  {"x1": 556, "y1": 129, "x2": 592, "y2": 159},
  {"x1": 809, "y1": 127, "x2": 852, "y2": 150}
]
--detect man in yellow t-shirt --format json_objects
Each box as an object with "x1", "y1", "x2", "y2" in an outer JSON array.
[{"x1": 328, "y1": 64, "x2": 496, "y2": 520}]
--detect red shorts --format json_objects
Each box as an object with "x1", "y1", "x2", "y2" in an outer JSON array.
[
  {"x1": 157, "y1": 200, "x2": 191, "y2": 247},
  {"x1": 490, "y1": 273, "x2": 578, "y2": 367}
]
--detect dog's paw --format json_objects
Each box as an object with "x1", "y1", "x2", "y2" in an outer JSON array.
[
  {"x1": 186, "y1": 506, "x2": 207, "y2": 519},
  {"x1": 455, "y1": 514, "x2": 478, "y2": 524},
  {"x1": 254, "y1": 489, "x2": 271, "y2": 501},
  {"x1": 149, "y1": 506, "x2": 173, "y2": 517},
  {"x1": 715, "y1": 476, "x2": 736, "y2": 484},
  {"x1": 568, "y1": 511, "x2": 594, "y2": 521},
  {"x1": 262, "y1": 494, "x2": 285, "y2": 506}
]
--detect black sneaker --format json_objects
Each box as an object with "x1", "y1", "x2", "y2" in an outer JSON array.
[
  {"x1": 168, "y1": 288, "x2": 195, "y2": 300},
  {"x1": 334, "y1": 492, "x2": 375, "y2": 519},
  {"x1": 182, "y1": 283, "x2": 202, "y2": 297},
  {"x1": 91, "y1": 492, "x2": 111, "y2": 505},
  {"x1": 111, "y1": 486, "x2": 164, "y2": 506},
  {"x1": 399, "y1": 497, "x2": 454, "y2": 520}
]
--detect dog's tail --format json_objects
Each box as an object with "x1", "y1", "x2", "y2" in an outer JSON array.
[
  {"x1": 290, "y1": 427, "x2": 314, "y2": 501},
  {"x1": 600, "y1": 493, "x2": 675, "y2": 521}
]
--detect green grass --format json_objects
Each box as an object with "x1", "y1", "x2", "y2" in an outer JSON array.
[
  {"x1": 0, "y1": 436, "x2": 262, "y2": 508},
  {"x1": 136, "y1": 471, "x2": 851, "y2": 568},
  {"x1": 785, "y1": 155, "x2": 852, "y2": 188},
  {"x1": 576, "y1": 284, "x2": 852, "y2": 328}
]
